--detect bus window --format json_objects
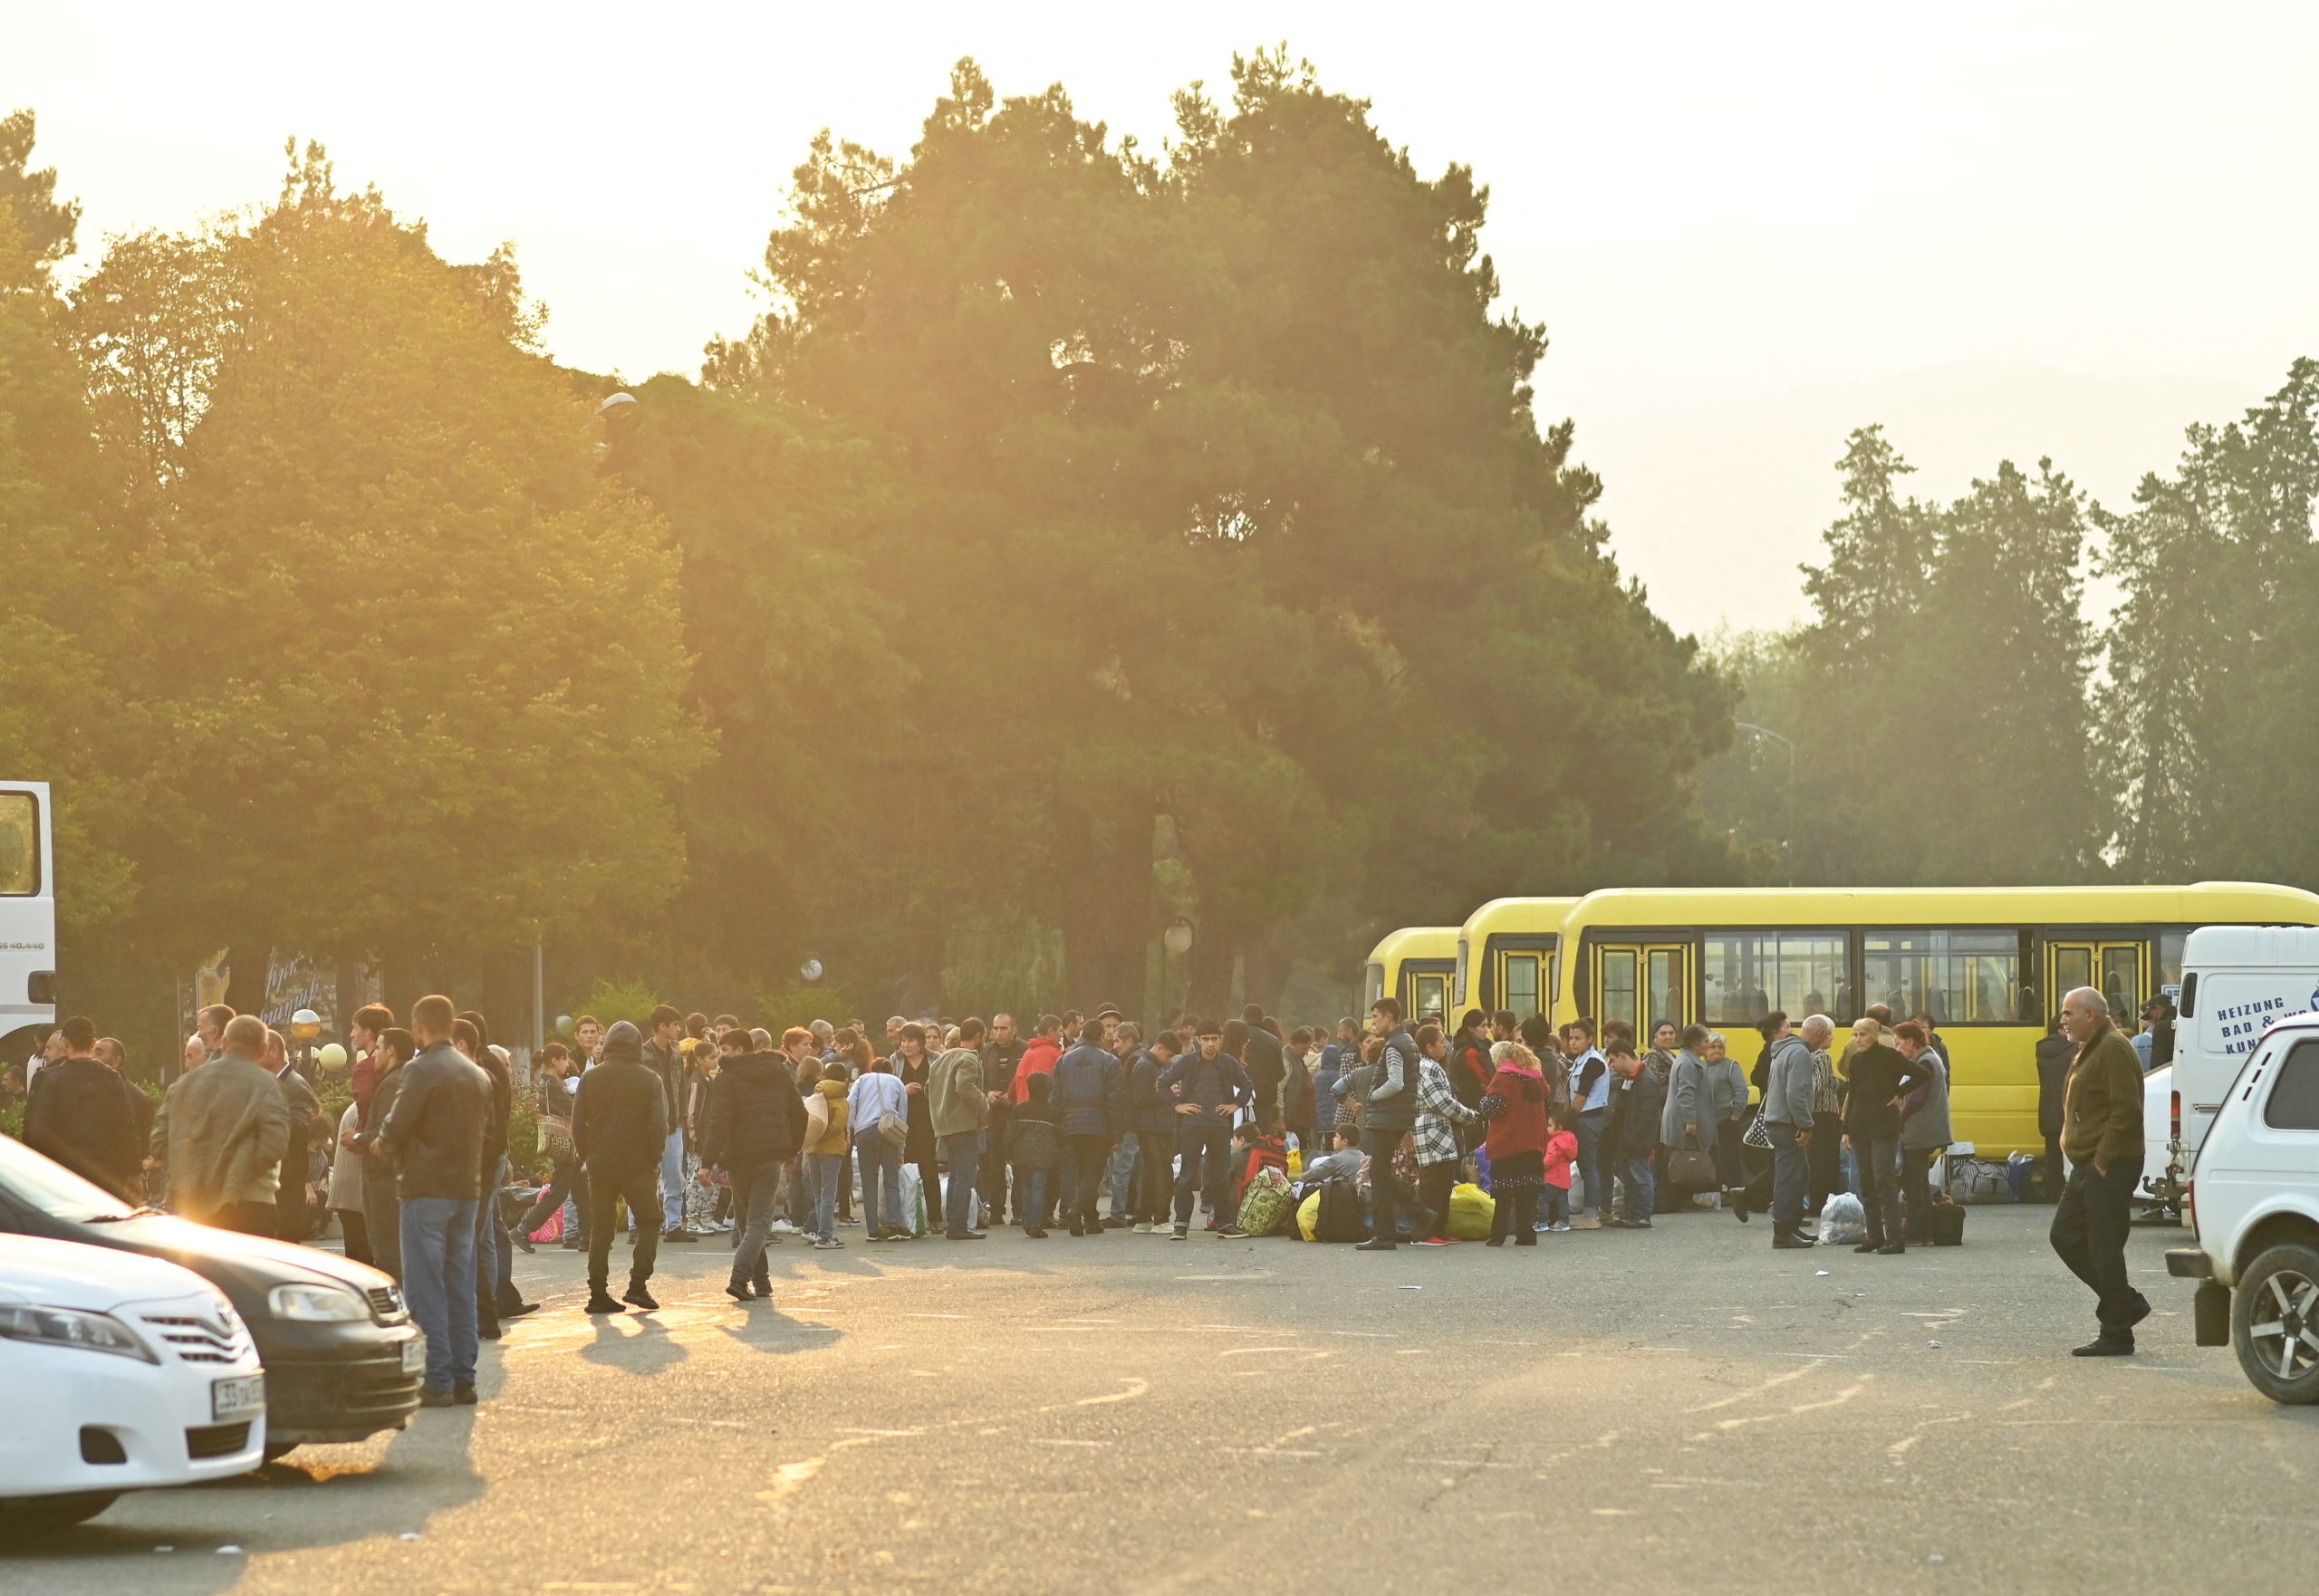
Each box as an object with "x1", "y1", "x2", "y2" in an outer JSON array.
[
  {"x1": 1646, "y1": 947, "x2": 1681, "y2": 1031},
  {"x1": 1600, "y1": 948, "x2": 1638, "y2": 1033},
  {"x1": 1410, "y1": 972, "x2": 1450, "y2": 1027},
  {"x1": 2102, "y1": 946, "x2": 2142, "y2": 1019},
  {"x1": 1502, "y1": 953, "x2": 1540, "y2": 1021},
  {"x1": 1863, "y1": 929, "x2": 2019, "y2": 1024},
  {"x1": 2046, "y1": 940, "x2": 2144, "y2": 1023},
  {"x1": 0, "y1": 793, "x2": 36, "y2": 894},
  {"x1": 1703, "y1": 931, "x2": 1845, "y2": 1024}
]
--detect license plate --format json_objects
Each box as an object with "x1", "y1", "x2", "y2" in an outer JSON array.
[
  {"x1": 400, "y1": 1333, "x2": 427, "y2": 1375},
  {"x1": 212, "y1": 1373, "x2": 265, "y2": 1420}
]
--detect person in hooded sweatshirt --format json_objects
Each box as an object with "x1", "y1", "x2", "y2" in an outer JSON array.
[{"x1": 572, "y1": 1020, "x2": 671, "y2": 1314}]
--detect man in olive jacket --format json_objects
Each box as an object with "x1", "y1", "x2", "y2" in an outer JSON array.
[
  {"x1": 150, "y1": 1015, "x2": 296, "y2": 1234},
  {"x1": 929, "y1": 1019, "x2": 990, "y2": 1240},
  {"x1": 2050, "y1": 987, "x2": 2151, "y2": 1357}
]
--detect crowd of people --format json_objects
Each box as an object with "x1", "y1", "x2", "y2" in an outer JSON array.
[{"x1": 8, "y1": 978, "x2": 2158, "y2": 1403}]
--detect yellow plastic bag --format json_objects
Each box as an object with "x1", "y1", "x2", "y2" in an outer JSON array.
[
  {"x1": 1286, "y1": 1148, "x2": 1304, "y2": 1178},
  {"x1": 1296, "y1": 1189, "x2": 1322, "y2": 1241},
  {"x1": 1447, "y1": 1182, "x2": 1495, "y2": 1240}
]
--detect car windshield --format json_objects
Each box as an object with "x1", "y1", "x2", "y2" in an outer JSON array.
[{"x1": 0, "y1": 1133, "x2": 138, "y2": 1224}]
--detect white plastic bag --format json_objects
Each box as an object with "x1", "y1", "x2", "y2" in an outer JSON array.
[
  {"x1": 1816, "y1": 1191, "x2": 1867, "y2": 1245},
  {"x1": 898, "y1": 1167, "x2": 927, "y2": 1236}
]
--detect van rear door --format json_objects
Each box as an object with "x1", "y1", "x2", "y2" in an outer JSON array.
[{"x1": 2179, "y1": 926, "x2": 2319, "y2": 1159}]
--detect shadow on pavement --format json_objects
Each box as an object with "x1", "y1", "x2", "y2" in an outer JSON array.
[{"x1": 0, "y1": 1405, "x2": 484, "y2": 1586}]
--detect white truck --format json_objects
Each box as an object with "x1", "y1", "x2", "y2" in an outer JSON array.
[
  {"x1": 2166, "y1": 1009, "x2": 2319, "y2": 1403},
  {"x1": 0, "y1": 780, "x2": 56, "y2": 1070},
  {"x1": 2173, "y1": 926, "x2": 2319, "y2": 1161}
]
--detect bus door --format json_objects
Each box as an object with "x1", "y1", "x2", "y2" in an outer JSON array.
[
  {"x1": 2046, "y1": 939, "x2": 2146, "y2": 1024},
  {"x1": 1592, "y1": 942, "x2": 1690, "y2": 1035},
  {"x1": 1491, "y1": 947, "x2": 1556, "y2": 1025},
  {"x1": 1404, "y1": 965, "x2": 1454, "y2": 1029}
]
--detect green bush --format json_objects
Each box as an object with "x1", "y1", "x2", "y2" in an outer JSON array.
[
  {"x1": 756, "y1": 979, "x2": 861, "y2": 1035},
  {"x1": 570, "y1": 977, "x2": 666, "y2": 1030}
]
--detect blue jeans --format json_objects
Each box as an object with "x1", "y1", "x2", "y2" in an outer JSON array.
[
  {"x1": 1575, "y1": 1110, "x2": 1607, "y2": 1216},
  {"x1": 938, "y1": 1130, "x2": 982, "y2": 1235},
  {"x1": 400, "y1": 1196, "x2": 478, "y2": 1392},
  {"x1": 477, "y1": 1154, "x2": 513, "y2": 1308},
  {"x1": 1106, "y1": 1132, "x2": 1140, "y2": 1221},
  {"x1": 1621, "y1": 1156, "x2": 1656, "y2": 1225},
  {"x1": 1768, "y1": 1122, "x2": 1808, "y2": 1230},
  {"x1": 1015, "y1": 1166, "x2": 1050, "y2": 1228},
  {"x1": 1173, "y1": 1120, "x2": 1234, "y2": 1227},
  {"x1": 659, "y1": 1129, "x2": 688, "y2": 1233},
  {"x1": 806, "y1": 1152, "x2": 843, "y2": 1241},
  {"x1": 854, "y1": 1132, "x2": 902, "y2": 1235}
]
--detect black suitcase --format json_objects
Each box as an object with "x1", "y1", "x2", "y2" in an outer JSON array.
[{"x1": 1931, "y1": 1200, "x2": 1966, "y2": 1246}]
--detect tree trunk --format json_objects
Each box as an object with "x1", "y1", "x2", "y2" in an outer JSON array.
[
  {"x1": 1054, "y1": 793, "x2": 1157, "y2": 1016},
  {"x1": 1184, "y1": 923, "x2": 1240, "y2": 1022}
]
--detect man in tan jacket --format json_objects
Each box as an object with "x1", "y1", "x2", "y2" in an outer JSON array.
[
  {"x1": 150, "y1": 1014, "x2": 296, "y2": 1235},
  {"x1": 2049, "y1": 986, "x2": 2151, "y2": 1357}
]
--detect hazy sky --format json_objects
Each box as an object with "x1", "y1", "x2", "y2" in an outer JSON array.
[{"x1": 14, "y1": 2, "x2": 2317, "y2": 629}]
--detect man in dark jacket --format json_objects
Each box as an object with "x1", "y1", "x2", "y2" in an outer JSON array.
[
  {"x1": 1351, "y1": 999, "x2": 1422, "y2": 1252},
  {"x1": 263, "y1": 1026, "x2": 326, "y2": 1244},
  {"x1": 24, "y1": 1015, "x2": 147, "y2": 1202},
  {"x1": 2035, "y1": 1016, "x2": 2075, "y2": 1200},
  {"x1": 1156, "y1": 1020, "x2": 1252, "y2": 1240},
  {"x1": 1603, "y1": 1042, "x2": 1666, "y2": 1229},
  {"x1": 702, "y1": 1034, "x2": 808, "y2": 1302},
  {"x1": 1050, "y1": 1020, "x2": 1124, "y2": 1238},
  {"x1": 378, "y1": 995, "x2": 490, "y2": 1406},
  {"x1": 573, "y1": 1020, "x2": 671, "y2": 1313},
  {"x1": 979, "y1": 1014, "x2": 1026, "y2": 1226},
  {"x1": 2051, "y1": 987, "x2": 2151, "y2": 1357},
  {"x1": 1239, "y1": 1005, "x2": 1286, "y2": 1121},
  {"x1": 1125, "y1": 1033, "x2": 1178, "y2": 1231},
  {"x1": 641, "y1": 1005, "x2": 696, "y2": 1244}
]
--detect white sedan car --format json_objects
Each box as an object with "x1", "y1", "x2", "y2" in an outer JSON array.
[{"x1": 0, "y1": 1234, "x2": 265, "y2": 1534}]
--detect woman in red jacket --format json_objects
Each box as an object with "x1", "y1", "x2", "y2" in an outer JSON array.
[{"x1": 1478, "y1": 1041, "x2": 1552, "y2": 1247}]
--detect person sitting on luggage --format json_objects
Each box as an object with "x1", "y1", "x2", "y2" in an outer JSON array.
[
  {"x1": 1229, "y1": 1120, "x2": 1288, "y2": 1209},
  {"x1": 1295, "y1": 1126, "x2": 1363, "y2": 1195},
  {"x1": 1010, "y1": 1073, "x2": 1062, "y2": 1238}
]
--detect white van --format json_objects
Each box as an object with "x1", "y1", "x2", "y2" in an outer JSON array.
[
  {"x1": 2174, "y1": 926, "x2": 2319, "y2": 1160},
  {"x1": 2167, "y1": 1011, "x2": 2319, "y2": 1403}
]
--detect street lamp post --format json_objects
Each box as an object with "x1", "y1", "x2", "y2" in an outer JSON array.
[{"x1": 1733, "y1": 722, "x2": 1798, "y2": 887}]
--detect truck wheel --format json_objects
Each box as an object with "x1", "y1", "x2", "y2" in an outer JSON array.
[{"x1": 2233, "y1": 1242, "x2": 2319, "y2": 1404}]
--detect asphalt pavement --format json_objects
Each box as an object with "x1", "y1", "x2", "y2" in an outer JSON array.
[{"x1": 6, "y1": 1200, "x2": 2315, "y2": 1594}]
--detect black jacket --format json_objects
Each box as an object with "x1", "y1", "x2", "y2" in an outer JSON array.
[
  {"x1": 24, "y1": 1056, "x2": 147, "y2": 1200},
  {"x1": 701, "y1": 1051, "x2": 807, "y2": 1168},
  {"x1": 381, "y1": 1041, "x2": 492, "y2": 1201},
  {"x1": 573, "y1": 1026, "x2": 671, "y2": 1175},
  {"x1": 1606, "y1": 1062, "x2": 1667, "y2": 1158},
  {"x1": 1009, "y1": 1101, "x2": 1060, "y2": 1171},
  {"x1": 475, "y1": 1047, "x2": 511, "y2": 1176},
  {"x1": 1841, "y1": 1043, "x2": 1927, "y2": 1139},
  {"x1": 1128, "y1": 1050, "x2": 1173, "y2": 1137},
  {"x1": 1155, "y1": 1050, "x2": 1252, "y2": 1122},
  {"x1": 2035, "y1": 1033, "x2": 2075, "y2": 1138},
  {"x1": 1050, "y1": 1043, "x2": 1123, "y2": 1137},
  {"x1": 1241, "y1": 1028, "x2": 1286, "y2": 1119}
]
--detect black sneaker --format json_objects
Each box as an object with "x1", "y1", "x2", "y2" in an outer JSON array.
[
  {"x1": 418, "y1": 1385, "x2": 456, "y2": 1408},
  {"x1": 453, "y1": 1384, "x2": 478, "y2": 1406},
  {"x1": 512, "y1": 1230, "x2": 536, "y2": 1254},
  {"x1": 1353, "y1": 1237, "x2": 1397, "y2": 1252},
  {"x1": 2072, "y1": 1336, "x2": 2134, "y2": 1358},
  {"x1": 663, "y1": 1229, "x2": 699, "y2": 1244},
  {"x1": 724, "y1": 1282, "x2": 753, "y2": 1303},
  {"x1": 1169, "y1": 1226, "x2": 1188, "y2": 1240},
  {"x1": 583, "y1": 1291, "x2": 623, "y2": 1314},
  {"x1": 1217, "y1": 1226, "x2": 1247, "y2": 1238},
  {"x1": 622, "y1": 1284, "x2": 660, "y2": 1312}
]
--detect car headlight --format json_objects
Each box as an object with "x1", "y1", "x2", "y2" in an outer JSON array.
[
  {"x1": 267, "y1": 1284, "x2": 370, "y2": 1322},
  {"x1": 0, "y1": 1303, "x2": 158, "y2": 1361}
]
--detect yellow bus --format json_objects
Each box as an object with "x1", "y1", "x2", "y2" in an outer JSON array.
[
  {"x1": 1453, "y1": 897, "x2": 1581, "y2": 1024},
  {"x1": 1550, "y1": 882, "x2": 2319, "y2": 1155},
  {"x1": 1363, "y1": 928, "x2": 1460, "y2": 1026}
]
